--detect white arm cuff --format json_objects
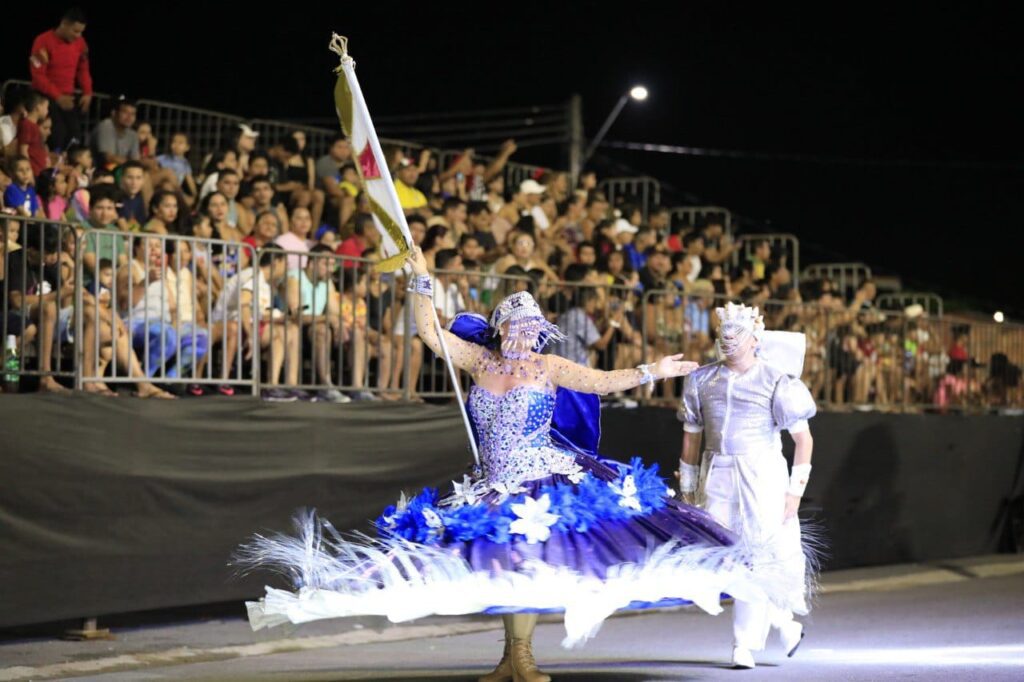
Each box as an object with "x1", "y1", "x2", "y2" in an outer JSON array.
[
  {"x1": 678, "y1": 460, "x2": 700, "y2": 494},
  {"x1": 788, "y1": 463, "x2": 812, "y2": 497},
  {"x1": 683, "y1": 423, "x2": 704, "y2": 434}
]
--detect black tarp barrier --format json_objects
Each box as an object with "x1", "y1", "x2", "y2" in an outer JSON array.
[{"x1": 1, "y1": 395, "x2": 1021, "y2": 627}]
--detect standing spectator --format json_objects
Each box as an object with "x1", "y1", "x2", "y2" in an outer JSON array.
[
  {"x1": 29, "y1": 8, "x2": 92, "y2": 152},
  {"x1": 16, "y1": 92, "x2": 49, "y2": 176},
  {"x1": 92, "y1": 97, "x2": 139, "y2": 168},
  {"x1": 4, "y1": 157, "x2": 44, "y2": 218},
  {"x1": 117, "y1": 160, "x2": 147, "y2": 230}
]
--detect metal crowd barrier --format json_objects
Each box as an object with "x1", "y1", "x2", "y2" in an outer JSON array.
[
  {"x1": 669, "y1": 206, "x2": 733, "y2": 234},
  {"x1": 801, "y1": 262, "x2": 873, "y2": 298},
  {"x1": 73, "y1": 230, "x2": 259, "y2": 394},
  {"x1": 732, "y1": 233, "x2": 801, "y2": 285},
  {"x1": 876, "y1": 292, "x2": 944, "y2": 318},
  {"x1": 1, "y1": 217, "x2": 79, "y2": 391},
  {"x1": 598, "y1": 177, "x2": 661, "y2": 223}
]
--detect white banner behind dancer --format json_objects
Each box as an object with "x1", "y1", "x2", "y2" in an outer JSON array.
[{"x1": 677, "y1": 302, "x2": 818, "y2": 669}]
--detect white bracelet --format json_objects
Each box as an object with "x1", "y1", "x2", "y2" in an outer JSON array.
[
  {"x1": 678, "y1": 460, "x2": 700, "y2": 494},
  {"x1": 788, "y1": 463, "x2": 812, "y2": 497},
  {"x1": 636, "y1": 363, "x2": 656, "y2": 385}
]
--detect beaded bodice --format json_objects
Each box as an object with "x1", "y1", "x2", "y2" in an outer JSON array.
[{"x1": 468, "y1": 384, "x2": 582, "y2": 486}]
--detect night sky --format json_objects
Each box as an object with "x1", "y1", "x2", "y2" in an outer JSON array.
[{"x1": 5, "y1": 3, "x2": 1022, "y2": 316}]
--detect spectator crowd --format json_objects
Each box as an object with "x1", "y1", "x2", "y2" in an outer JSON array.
[{"x1": 1, "y1": 8, "x2": 1020, "y2": 410}]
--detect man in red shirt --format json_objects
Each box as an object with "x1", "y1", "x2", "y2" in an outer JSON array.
[
  {"x1": 335, "y1": 213, "x2": 379, "y2": 268},
  {"x1": 29, "y1": 8, "x2": 93, "y2": 152}
]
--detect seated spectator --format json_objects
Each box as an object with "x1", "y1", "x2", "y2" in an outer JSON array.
[
  {"x1": 466, "y1": 200, "x2": 498, "y2": 256},
  {"x1": 245, "y1": 175, "x2": 290, "y2": 234},
  {"x1": 335, "y1": 212, "x2": 379, "y2": 267},
  {"x1": 1, "y1": 92, "x2": 25, "y2": 159},
  {"x1": 577, "y1": 240, "x2": 597, "y2": 268},
  {"x1": 79, "y1": 185, "x2": 128, "y2": 276},
  {"x1": 240, "y1": 210, "x2": 282, "y2": 268},
  {"x1": 117, "y1": 160, "x2": 148, "y2": 230},
  {"x1": 747, "y1": 238, "x2": 773, "y2": 280},
  {"x1": 639, "y1": 245, "x2": 672, "y2": 292},
  {"x1": 213, "y1": 249, "x2": 300, "y2": 400},
  {"x1": 119, "y1": 236, "x2": 208, "y2": 380},
  {"x1": 65, "y1": 144, "x2": 93, "y2": 195},
  {"x1": 549, "y1": 287, "x2": 617, "y2": 368},
  {"x1": 15, "y1": 91, "x2": 49, "y2": 176},
  {"x1": 198, "y1": 149, "x2": 239, "y2": 202},
  {"x1": 279, "y1": 136, "x2": 324, "y2": 229},
  {"x1": 4, "y1": 157, "x2": 44, "y2": 218},
  {"x1": 156, "y1": 132, "x2": 198, "y2": 202},
  {"x1": 285, "y1": 245, "x2": 347, "y2": 402},
  {"x1": 342, "y1": 266, "x2": 392, "y2": 400},
  {"x1": 35, "y1": 169, "x2": 69, "y2": 221},
  {"x1": 136, "y1": 122, "x2": 157, "y2": 160},
  {"x1": 394, "y1": 157, "x2": 429, "y2": 216},
  {"x1": 432, "y1": 249, "x2": 469, "y2": 324},
  {"x1": 275, "y1": 206, "x2": 314, "y2": 272},
  {"x1": 682, "y1": 231, "x2": 705, "y2": 283},
  {"x1": 3, "y1": 223, "x2": 67, "y2": 393},
  {"x1": 699, "y1": 218, "x2": 737, "y2": 272},
  {"x1": 143, "y1": 190, "x2": 181, "y2": 235},
  {"x1": 493, "y1": 230, "x2": 557, "y2": 283},
  {"x1": 92, "y1": 96, "x2": 140, "y2": 168},
  {"x1": 315, "y1": 134, "x2": 350, "y2": 195}
]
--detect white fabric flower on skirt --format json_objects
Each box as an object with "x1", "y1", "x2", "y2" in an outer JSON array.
[{"x1": 509, "y1": 494, "x2": 559, "y2": 544}]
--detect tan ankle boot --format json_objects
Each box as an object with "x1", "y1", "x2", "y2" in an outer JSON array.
[
  {"x1": 509, "y1": 637, "x2": 551, "y2": 682},
  {"x1": 478, "y1": 634, "x2": 512, "y2": 682}
]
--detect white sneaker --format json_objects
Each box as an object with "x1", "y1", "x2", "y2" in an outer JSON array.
[
  {"x1": 731, "y1": 645, "x2": 755, "y2": 669},
  {"x1": 779, "y1": 621, "x2": 804, "y2": 657}
]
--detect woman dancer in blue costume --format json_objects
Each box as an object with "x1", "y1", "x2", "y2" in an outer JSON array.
[{"x1": 239, "y1": 246, "x2": 813, "y2": 682}]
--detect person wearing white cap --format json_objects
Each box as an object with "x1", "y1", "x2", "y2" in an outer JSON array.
[
  {"x1": 518, "y1": 178, "x2": 550, "y2": 231},
  {"x1": 236, "y1": 123, "x2": 260, "y2": 174},
  {"x1": 677, "y1": 302, "x2": 819, "y2": 669}
]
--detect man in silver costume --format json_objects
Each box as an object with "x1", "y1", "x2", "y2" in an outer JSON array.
[{"x1": 677, "y1": 302, "x2": 817, "y2": 669}]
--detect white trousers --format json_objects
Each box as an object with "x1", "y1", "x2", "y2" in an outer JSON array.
[{"x1": 702, "y1": 450, "x2": 806, "y2": 651}]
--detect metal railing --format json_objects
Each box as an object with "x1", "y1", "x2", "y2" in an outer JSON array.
[
  {"x1": 74, "y1": 229, "x2": 259, "y2": 394},
  {"x1": 732, "y1": 233, "x2": 801, "y2": 286},
  {"x1": 3, "y1": 216, "x2": 1021, "y2": 411},
  {"x1": 669, "y1": 206, "x2": 733, "y2": 234},
  {"x1": 876, "y1": 292, "x2": 944, "y2": 318},
  {"x1": 598, "y1": 177, "x2": 661, "y2": 223},
  {"x1": 802, "y1": 262, "x2": 873, "y2": 297}
]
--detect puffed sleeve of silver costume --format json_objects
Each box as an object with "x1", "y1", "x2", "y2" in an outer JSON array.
[
  {"x1": 677, "y1": 372, "x2": 704, "y2": 434},
  {"x1": 771, "y1": 374, "x2": 817, "y2": 434}
]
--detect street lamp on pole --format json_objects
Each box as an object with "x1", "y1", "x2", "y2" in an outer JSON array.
[{"x1": 580, "y1": 85, "x2": 648, "y2": 169}]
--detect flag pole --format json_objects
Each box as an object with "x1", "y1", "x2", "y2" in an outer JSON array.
[{"x1": 330, "y1": 34, "x2": 480, "y2": 468}]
